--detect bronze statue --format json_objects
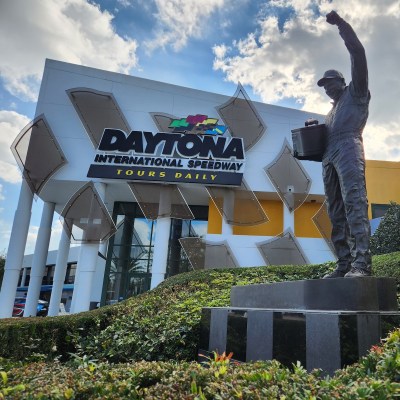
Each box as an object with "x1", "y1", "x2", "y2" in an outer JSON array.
[{"x1": 318, "y1": 11, "x2": 371, "y2": 278}]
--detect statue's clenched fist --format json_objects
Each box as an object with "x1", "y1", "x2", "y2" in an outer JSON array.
[{"x1": 326, "y1": 10, "x2": 342, "y2": 25}]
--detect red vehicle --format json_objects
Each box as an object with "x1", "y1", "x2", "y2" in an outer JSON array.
[{"x1": 12, "y1": 297, "x2": 48, "y2": 317}]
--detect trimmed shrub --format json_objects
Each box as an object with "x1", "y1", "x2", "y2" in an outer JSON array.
[
  {"x1": 1, "y1": 328, "x2": 400, "y2": 399},
  {"x1": 0, "y1": 252, "x2": 399, "y2": 363},
  {"x1": 0, "y1": 306, "x2": 116, "y2": 361}
]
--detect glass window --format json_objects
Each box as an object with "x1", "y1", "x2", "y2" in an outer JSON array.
[
  {"x1": 371, "y1": 204, "x2": 390, "y2": 219},
  {"x1": 43, "y1": 265, "x2": 55, "y2": 285},
  {"x1": 102, "y1": 202, "x2": 208, "y2": 304},
  {"x1": 102, "y1": 202, "x2": 155, "y2": 305},
  {"x1": 166, "y1": 205, "x2": 209, "y2": 277},
  {"x1": 66, "y1": 263, "x2": 77, "y2": 284}
]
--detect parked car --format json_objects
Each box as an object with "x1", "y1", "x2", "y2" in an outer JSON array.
[{"x1": 12, "y1": 297, "x2": 48, "y2": 317}]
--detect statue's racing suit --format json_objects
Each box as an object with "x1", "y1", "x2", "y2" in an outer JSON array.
[{"x1": 322, "y1": 19, "x2": 371, "y2": 273}]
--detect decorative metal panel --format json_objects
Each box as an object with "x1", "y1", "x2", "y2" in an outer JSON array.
[
  {"x1": 149, "y1": 112, "x2": 177, "y2": 133},
  {"x1": 67, "y1": 88, "x2": 131, "y2": 148},
  {"x1": 179, "y1": 237, "x2": 238, "y2": 270},
  {"x1": 128, "y1": 182, "x2": 194, "y2": 220},
  {"x1": 61, "y1": 182, "x2": 116, "y2": 243},
  {"x1": 216, "y1": 83, "x2": 266, "y2": 150},
  {"x1": 257, "y1": 229, "x2": 308, "y2": 266},
  {"x1": 206, "y1": 180, "x2": 268, "y2": 226},
  {"x1": 312, "y1": 201, "x2": 334, "y2": 252},
  {"x1": 11, "y1": 114, "x2": 67, "y2": 194},
  {"x1": 264, "y1": 139, "x2": 311, "y2": 212}
]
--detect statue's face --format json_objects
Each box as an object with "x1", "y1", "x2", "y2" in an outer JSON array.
[{"x1": 323, "y1": 78, "x2": 345, "y2": 101}]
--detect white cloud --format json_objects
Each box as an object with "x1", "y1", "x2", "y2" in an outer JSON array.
[
  {"x1": 363, "y1": 123, "x2": 400, "y2": 161},
  {"x1": 213, "y1": 44, "x2": 229, "y2": 59},
  {"x1": 213, "y1": 11, "x2": 332, "y2": 112},
  {"x1": 213, "y1": 0, "x2": 400, "y2": 161},
  {"x1": 48, "y1": 219, "x2": 65, "y2": 251},
  {"x1": 0, "y1": 0, "x2": 138, "y2": 101},
  {"x1": 0, "y1": 111, "x2": 30, "y2": 183},
  {"x1": 0, "y1": 185, "x2": 4, "y2": 201},
  {"x1": 116, "y1": 0, "x2": 132, "y2": 7},
  {"x1": 25, "y1": 225, "x2": 40, "y2": 255},
  {"x1": 145, "y1": 0, "x2": 226, "y2": 52}
]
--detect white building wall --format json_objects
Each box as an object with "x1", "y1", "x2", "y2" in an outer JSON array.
[
  {"x1": 21, "y1": 245, "x2": 106, "y2": 309},
  {"x1": 15, "y1": 59, "x2": 334, "y2": 309},
  {"x1": 36, "y1": 59, "x2": 325, "y2": 196},
  {"x1": 206, "y1": 234, "x2": 334, "y2": 267},
  {"x1": 22, "y1": 246, "x2": 81, "y2": 269}
]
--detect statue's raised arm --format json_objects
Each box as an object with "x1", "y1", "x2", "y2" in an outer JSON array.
[{"x1": 326, "y1": 10, "x2": 368, "y2": 97}]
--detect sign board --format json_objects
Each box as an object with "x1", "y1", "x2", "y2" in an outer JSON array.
[{"x1": 87, "y1": 115, "x2": 245, "y2": 186}]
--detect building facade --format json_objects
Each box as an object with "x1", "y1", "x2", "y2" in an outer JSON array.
[{"x1": 0, "y1": 59, "x2": 399, "y2": 318}]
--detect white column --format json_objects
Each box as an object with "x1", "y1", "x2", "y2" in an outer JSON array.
[
  {"x1": 0, "y1": 180, "x2": 33, "y2": 318},
  {"x1": 283, "y1": 204, "x2": 295, "y2": 232},
  {"x1": 70, "y1": 243, "x2": 99, "y2": 313},
  {"x1": 150, "y1": 188, "x2": 172, "y2": 289},
  {"x1": 20, "y1": 267, "x2": 28, "y2": 287},
  {"x1": 221, "y1": 190, "x2": 234, "y2": 235},
  {"x1": 48, "y1": 221, "x2": 71, "y2": 316},
  {"x1": 24, "y1": 201, "x2": 55, "y2": 317},
  {"x1": 70, "y1": 182, "x2": 106, "y2": 313}
]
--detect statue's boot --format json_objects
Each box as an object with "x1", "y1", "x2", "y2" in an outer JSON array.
[{"x1": 323, "y1": 261, "x2": 351, "y2": 279}]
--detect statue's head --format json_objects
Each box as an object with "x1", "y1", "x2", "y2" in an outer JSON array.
[{"x1": 317, "y1": 69, "x2": 346, "y2": 101}]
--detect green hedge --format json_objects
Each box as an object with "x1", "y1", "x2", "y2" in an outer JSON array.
[
  {"x1": 0, "y1": 252, "x2": 399, "y2": 363},
  {"x1": 1, "y1": 327, "x2": 400, "y2": 399},
  {"x1": 0, "y1": 307, "x2": 116, "y2": 361}
]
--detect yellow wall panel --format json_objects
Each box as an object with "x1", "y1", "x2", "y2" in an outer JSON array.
[
  {"x1": 207, "y1": 199, "x2": 283, "y2": 236},
  {"x1": 233, "y1": 200, "x2": 283, "y2": 236},
  {"x1": 294, "y1": 202, "x2": 324, "y2": 238},
  {"x1": 207, "y1": 198, "x2": 222, "y2": 234},
  {"x1": 366, "y1": 160, "x2": 400, "y2": 218},
  {"x1": 206, "y1": 161, "x2": 399, "y2": 237}
]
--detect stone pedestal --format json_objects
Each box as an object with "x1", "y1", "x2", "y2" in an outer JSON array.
[{"x1": 199, "y1": 278, "x2": 400, "y2": 375}]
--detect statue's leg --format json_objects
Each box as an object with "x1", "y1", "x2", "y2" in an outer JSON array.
[
  {"x1": 322, "y1": 159, "x2": 352, "y2": 274},
  {"x1": 335, "y1": 139, "x2": 371, "y2": 273}
]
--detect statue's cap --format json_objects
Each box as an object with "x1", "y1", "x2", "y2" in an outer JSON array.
[{"x1": 317, "y1": 69, "x2": 344, "y2": 86}]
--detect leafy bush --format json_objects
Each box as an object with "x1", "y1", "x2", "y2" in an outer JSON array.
[
  {"x1": 371, "y1": 202, "x2": 400, "y2": 255},
  {"x1": 1, "y1": 328, "x2": 400, "y2": 399},
  {"x1": 0, "y1": 253, "x2": 399, "y2": 364},
  {"x1": 0, "y1": 306, "x2": 117, "y2": 361}
]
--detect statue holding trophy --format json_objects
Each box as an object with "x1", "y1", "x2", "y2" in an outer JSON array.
[{"x1": 293, "y1": 11, "x2": 372, "y2": 278}]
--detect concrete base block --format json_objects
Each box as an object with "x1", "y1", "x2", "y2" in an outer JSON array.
[
  {"x1": 199, "y1": 308, "x2": 400, "y2": 375},
  {"x1": 200, "y1": 277, "x2": 400, "y2": 375},
  {"x1": 230, "y1": 277, "x2": 398, "y2": 311}
]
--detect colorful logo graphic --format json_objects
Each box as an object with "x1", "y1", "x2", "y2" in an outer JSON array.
[{"x1": 169, "y1": 114, "x2": 227, "y2": 135}]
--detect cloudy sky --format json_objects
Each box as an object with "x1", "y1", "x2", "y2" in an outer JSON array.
[{"x1": 0, "y1": 0, "x2": 399, "y2": 255}]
